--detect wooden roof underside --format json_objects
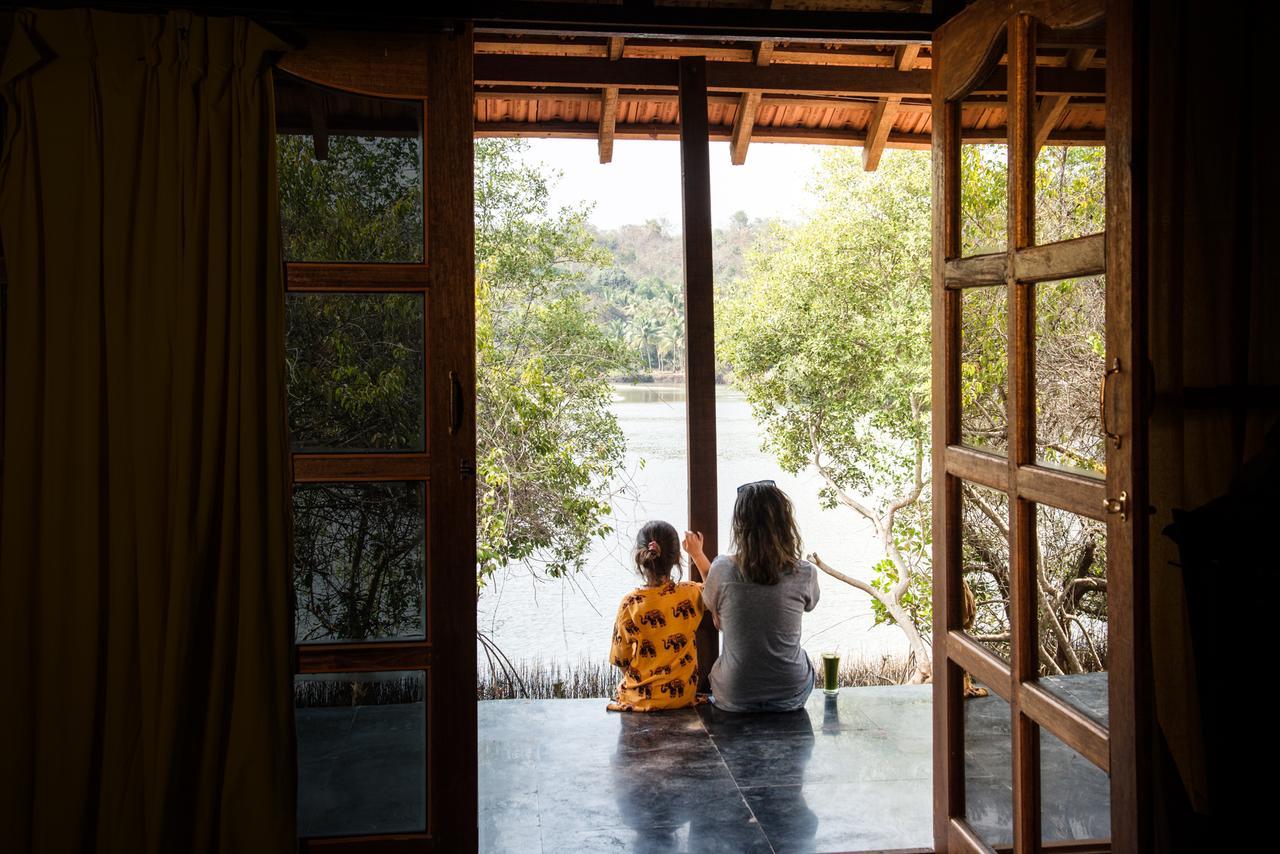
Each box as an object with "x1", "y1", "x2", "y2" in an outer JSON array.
[
  {"x1": 472, "y1": 33, "x2": 1105, "y2": 168},
  {"x1": 274, "y1": 19, "x2": 1105, "y2": 172}
]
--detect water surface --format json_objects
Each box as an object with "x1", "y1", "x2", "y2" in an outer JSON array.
[{"x1": 477, "y1": 384, "x2": 912, "y2": 668}]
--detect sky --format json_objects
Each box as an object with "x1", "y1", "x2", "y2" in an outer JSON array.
[{"x1": 517, "y1": 138, "x2": 828, "y2": 230}]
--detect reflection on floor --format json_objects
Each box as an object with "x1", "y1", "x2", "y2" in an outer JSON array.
[
  {"x1": 479, "y1": 677, "x2": 1110, "y2": 853},
  {"x1": 964, "y1": 673, "x2": 1112, "y2": 845}
]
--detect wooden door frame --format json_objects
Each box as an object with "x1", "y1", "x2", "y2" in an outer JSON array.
[
  {"x1": 278, "y1": 25, "x2": 477, "y2": 853},
  {"x1": 930, "y1": 0, "x2": 1150, "y2": 851}
]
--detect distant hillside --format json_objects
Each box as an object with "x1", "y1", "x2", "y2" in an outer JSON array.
[{"x1": 580, "y1": 211, "x2": 783, "y2": 378}]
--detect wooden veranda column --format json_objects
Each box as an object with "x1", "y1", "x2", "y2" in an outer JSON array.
[{"x1": 679, "y1": 56, "x2": 719, "y2": 683}]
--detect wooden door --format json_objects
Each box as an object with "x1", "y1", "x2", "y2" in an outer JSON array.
[
  {"x1": 276, "y1": 27, "x2": 477, "y2": 852},
  {"x1": 930, "y1": 1, "x2": 1147, "y2": 851}
]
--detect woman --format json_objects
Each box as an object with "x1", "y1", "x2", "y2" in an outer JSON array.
[{"x1": 684, "y1": 480, "x2": 820, "y2": 712}]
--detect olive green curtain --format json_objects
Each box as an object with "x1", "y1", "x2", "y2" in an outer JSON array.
[{"x1": 0, "y1": 10, "x2": 295, "y2": 852}]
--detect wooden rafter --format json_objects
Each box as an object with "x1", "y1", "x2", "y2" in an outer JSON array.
[
  {"x1": 598, "y1": 36, "x2": 624, "y2": 163},
  {"x1": 729, "y1": 40, "x2": 774, "y2": 165},
  {"x1": 862, "y1": 43, "x2": 921, "y2": 171},
  {"x1": 476, "y1": 120, "x2": 1104, "y2": 149},
  {"x1": 1033, "y1": 47, "x2": 1096, "y2": 152},
  {"x1": 474, "y1": 54, "x2": 1102, "y2": 97},
  {"x1": 599, "y1": 88, "x2": 619, "y2": 163},
  {"x1": 477, "y1": 87, "x2": 936, "y2": 113}
]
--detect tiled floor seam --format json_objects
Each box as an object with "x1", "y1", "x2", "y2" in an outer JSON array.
[{"x1": 696, "y1": 714, "x2": 778, "y2": 854}]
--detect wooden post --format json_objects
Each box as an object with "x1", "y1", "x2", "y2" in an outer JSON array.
[
  {"x1": 1007, "y1": 12, "x2": 1042, "y2": 851},
  {"x1": 679, "y1": 56, "x2": 719, "y2": 683},
  {"x1": 930, "y1": 30, "x2": 965, "y2": 853},
  {"x1": 427, "y1": 26, "x2": 477, "y2": 852}
]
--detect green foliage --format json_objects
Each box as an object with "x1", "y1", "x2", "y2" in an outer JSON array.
[
  {"x1": 286, "y1": 294, "x2": 424, "y2": 452},
  {"x1": 722, "y1": 144, "x2": 1109, "y2": 672},
  {"x1": 280, "y1": 132, "x2": 632, "y2": 635},
  {"x1": 580, "y1": 214, "x2": 780, "y2": 376},
  {"x1": 719, "y1": 150, "x2": 932, "y2": 505},
  {"x1": 278, "y1": 133, "x2": 423, "y2": 262},
  {"x1": 473, "y1": 139, "x2": 629, "y2": 586}
]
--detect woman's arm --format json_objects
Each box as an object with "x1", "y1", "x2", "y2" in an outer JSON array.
[{"x1": 682, "y1": 530, "x2": 711, "y2": 580}]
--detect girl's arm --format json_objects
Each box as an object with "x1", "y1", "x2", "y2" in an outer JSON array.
[
  {"x1": 609, "y1": 603, "x2": 634, "y2": 670},
  {"x1": 682, "y1": 530, "x2": 711, "y2": 580}
]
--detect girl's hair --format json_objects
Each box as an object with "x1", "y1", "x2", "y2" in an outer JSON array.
[
  {"x1": 731, "y1": 482, "x2": 802, "y2": 585},
  {"x1": 633, "y1": 520, "x2": 681, "y2": 586}
]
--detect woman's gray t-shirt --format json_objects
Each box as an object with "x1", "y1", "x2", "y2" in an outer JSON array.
[{"x1": 702, "y1": 555, "x2": 820, "y2": 711}]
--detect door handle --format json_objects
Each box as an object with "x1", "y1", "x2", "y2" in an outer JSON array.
[
  {"x1": 449, "y1": 371, "x2": 464, "y2": 435},
  {"x1": 1099, "y1": 358, "x2": 1122, "y2": 449}
]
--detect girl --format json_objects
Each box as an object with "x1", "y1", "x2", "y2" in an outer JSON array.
[
  {"x1": 606, "y1": 520, "x2": 706, "y2": 712},
  {"x1": 696, "y1": 480, "x2": 820, "y2": 713}
]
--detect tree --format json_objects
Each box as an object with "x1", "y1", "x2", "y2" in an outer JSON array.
[
  {"x1": 720, "y1": 150, "x2": 935, "y2": 679},
  {"x1": 278, "y1": 132, "x2": 631, "y2": 642},
  {"x1": 720, "y1": 144, "x2": 1109, "y2": 682}
]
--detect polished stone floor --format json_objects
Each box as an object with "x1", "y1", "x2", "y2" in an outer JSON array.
[{"x1": 478, "y1": 676, "x2": 1111, "y2": 853}]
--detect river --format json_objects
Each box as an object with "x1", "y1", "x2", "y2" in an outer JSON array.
[{"x1": 475, "y1": 383, "x2": 912, "y2": 669}]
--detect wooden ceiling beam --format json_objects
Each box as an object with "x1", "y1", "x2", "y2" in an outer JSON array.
[
  {"x1": 474, "y1": 37, "x2": 936, "y2": 69},
  {"x1": 470, "y1": 2, "x2": 935, "y2": 44},
  {"x1": 861, "y1": 43, "x2": 921, "y2": 172},
  {"x1": 475, "y1": 54, "x2": 1103, "y2": 97},
  {"x1": 476, "y1": 120, "x2": 1104, "y2": 149},
  {"x1": 477, "y1": 87, "x2": 935, "y2": 113},
  {"x1": 729, "y1": 40, "x2": 775, "y2": 166},
  {"x1": 1033, "y1": 47, "x2": 1097, "y2": 153},
  {"x1": 475, "y1": 54, "x2": 933, "y2": 96},
  {"x1": 598, "y1": 36, "x2": 624, "y2": 163}
]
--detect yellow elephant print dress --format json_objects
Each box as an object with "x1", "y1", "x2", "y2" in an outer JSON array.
[{"x1": 607, "y1": 580, "x2": 705, "y2": 711}]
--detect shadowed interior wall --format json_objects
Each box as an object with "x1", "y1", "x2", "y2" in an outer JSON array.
[
  {"x1": 1143, "y1": 0, "x2": 1280, "y2": 846},
  {"x1": 0, "y1": 10, "x2": 295, "y2": 852}
]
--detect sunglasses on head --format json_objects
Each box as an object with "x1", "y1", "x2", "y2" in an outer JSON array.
[{"x1": 737, "y1": 479, "x2": 776, "y2": 493}]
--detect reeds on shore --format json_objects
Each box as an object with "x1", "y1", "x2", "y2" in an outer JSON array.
[{"x1": 475, "y1": 653, "x2": 918, "y2": 701}]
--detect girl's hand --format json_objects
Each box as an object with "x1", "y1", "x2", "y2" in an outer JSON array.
[{"x1": 682, "y1": 530, "x2": 705, "y2": 557}]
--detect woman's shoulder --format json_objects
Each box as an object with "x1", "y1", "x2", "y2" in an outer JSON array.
[
  {"x1": 708, "y1": 554, "x2": 739, "y2": 576},
  {"x1": 787, "y1": 558, "x2": 818, "y2": 580}
]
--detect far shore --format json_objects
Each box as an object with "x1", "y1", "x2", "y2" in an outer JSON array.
[{"x1": 608, "y1": 371, "x2": 731, "y2": 385}]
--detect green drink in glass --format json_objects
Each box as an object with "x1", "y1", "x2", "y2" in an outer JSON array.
[{"x1": 821, "y1": 652, "x2": 840, "y2": 696}]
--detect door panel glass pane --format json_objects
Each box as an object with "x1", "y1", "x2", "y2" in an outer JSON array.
[
  {"x1": 1034, "y1": 39, "x2": 1106, "y2": 245},
  {"x1": 297, "y1": 670, "x2": 427, "y2": 837},
  {"x1": 1035, "y1": 276, "x2": 1106, "y2": 476},
  {"x1": 961, "y1": 285, "x2": 1009, "y2": 454},
  {"x1": 961, "y1": 481, "x2": 1012, "y2": 664},
  {"x1": 1041, "y1": 726, "x2": 1111, "y2": 842},
  {"x1": 960, "y1": 133, "x2": 1009, "y2": 257},
  {"x1": 294, "y1": 482, "x2": 426, "y2": 643},
  {"x1": 1034, "y1": 503, "x2": 1109, "y2": 727},
  {"x1": 963, "y1": 668, "x2": 1011, "y2": 847},
  {"x1": 275, "y1": 72, "x2": 424, "y2": 263},
  {"x1": 286, "y1": 293, "x2": 425, "y2": 453}
]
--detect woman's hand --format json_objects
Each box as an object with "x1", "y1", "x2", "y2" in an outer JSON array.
[
  {"x1": 682, "y1": 530, "x2": 705, "y2": 558},
  {"x1": 683, "y1": 530, "x2": 711, "y2": 579}
]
